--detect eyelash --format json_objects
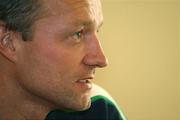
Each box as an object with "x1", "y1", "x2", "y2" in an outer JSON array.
[
  {"x1": 72, "y1": 28, "x2": 100, "y2": 43},
  {"x1": 73, "y1": 29, "x2": 84, "y2": 43},
  {"x1": 75, "y1": 30, "x2": 83, "y2": 38}
]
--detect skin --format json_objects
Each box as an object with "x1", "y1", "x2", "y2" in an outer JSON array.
[{"x1": 0, "y1": 0, "x2": 108, "y2": 119}]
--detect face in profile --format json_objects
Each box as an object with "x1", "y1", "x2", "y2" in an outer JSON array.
[{"x1": 15, "y1": 0, "x2": 108, "y2": 111}]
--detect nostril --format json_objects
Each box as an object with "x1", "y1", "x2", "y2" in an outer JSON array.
[
  {"x1": 83, "y1": 46, "x2": 108, "y2": 68},
  {"x1": 83, "y1": 35, "x2": 108, "y2": 68},
  {"x1": 98, "y1": 56, "x2": 108, "y2": 68},
  {"x1": 83, "y1": 53, "x2": 108, "y2": 68}
]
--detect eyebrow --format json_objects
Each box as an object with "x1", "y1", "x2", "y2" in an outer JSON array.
[{"x1": 73, "y1": 19, "x2": 104, "y2": 30}]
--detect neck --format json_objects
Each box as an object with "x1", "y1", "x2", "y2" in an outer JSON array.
[{"x1": 0, "y1": 75, "x2": 55, "y2": 120}]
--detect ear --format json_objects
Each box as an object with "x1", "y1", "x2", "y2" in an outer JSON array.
[{"x1": 0, "y1": 24, "x2": 17, "y2": 63}]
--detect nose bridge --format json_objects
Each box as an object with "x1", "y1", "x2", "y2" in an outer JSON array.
[
  {"x1": 93, "y1": 35, "x2": 105, "y2": 57},
  {"x1": 85, "y1": 32, "x2": 108, "y2": 68}
]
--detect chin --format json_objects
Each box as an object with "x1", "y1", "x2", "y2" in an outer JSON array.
[
  {"x1": 72, "y1": 101, "x2": 91, "y2": 112},
  {"x1": 53, "y1": 95, "x2": 91, "y2": 112},
  {"x1": 71, "y1": 92, "x2": 91, "y2": 110},
  {"x1": 70, "y1": 96, "x2": 92, "y2": 111}
]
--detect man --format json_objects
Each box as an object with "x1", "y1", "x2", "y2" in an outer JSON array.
[{"x1": 0, "y1": 0, "x2": 126, "y2": 119}]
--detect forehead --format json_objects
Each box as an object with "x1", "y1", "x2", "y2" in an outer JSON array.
[{"x1": 41, "y1": 0, "x2": 103, "y2": 26}]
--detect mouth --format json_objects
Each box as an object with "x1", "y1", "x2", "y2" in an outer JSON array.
[{"x1": 76, "y1": 77, "x2": 94, "y2": 90}]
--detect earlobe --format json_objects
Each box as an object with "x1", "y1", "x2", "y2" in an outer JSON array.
[
  {"x1": 1, "y1": 34, "x2": 9, "y2": 48},
  {"x1": 1, "y1": 33, "x2": 16, "y2": 51},
  {"x1": 0, "y1": 27, "x2": 17, "y2": 62}
]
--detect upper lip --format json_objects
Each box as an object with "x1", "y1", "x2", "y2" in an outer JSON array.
[{"x1": 77, "y1": 76, "x2": 94, "y2": 81}]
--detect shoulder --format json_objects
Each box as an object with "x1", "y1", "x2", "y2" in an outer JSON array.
[
  {"x1": 90, "y1": 83, "x2": 116, "y2": 103},
  {"x1": 45, "y1": 84, "x2": 127, "y2": 120},
  {"x1": 90, "y1": 84, "x2": 127, "y2": 120}
]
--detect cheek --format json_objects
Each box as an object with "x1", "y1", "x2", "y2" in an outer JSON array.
[
  {"x1": 15, "y1": 52, "x2": 74, "y2": 103},
  {"x1": 15, "y1": 45, "x2": 91, "y2": 110},
  {"x1": 16, "y1": 46, "x2": 82, "y2": 94},
  {"x1": 16, "y1": 52, "x2": 57, "y2": 88},
  {"x1": 40, "y1": 46, "x2": 84, "y2": 75}
]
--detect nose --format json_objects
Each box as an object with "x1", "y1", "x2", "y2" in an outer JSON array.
[{"x1": 83, "y1": 33, "x2": 108, "y2": 68}]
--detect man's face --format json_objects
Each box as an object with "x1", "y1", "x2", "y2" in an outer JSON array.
[{"x1": 15, "y1": 0, "x2": 107, "y2": 111}]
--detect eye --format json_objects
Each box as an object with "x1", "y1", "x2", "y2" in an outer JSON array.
[{"x1": 73, "y1": 29, "x2": 84, "y2": 42}]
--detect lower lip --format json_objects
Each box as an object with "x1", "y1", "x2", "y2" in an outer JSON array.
[{"x1": 76, "y1": 80, "x2": 92, "y2": 90}]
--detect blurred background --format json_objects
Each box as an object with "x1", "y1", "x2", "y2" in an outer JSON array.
[{"x1": 95, "y1": 0, "x2": 180, "y2": 119}]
